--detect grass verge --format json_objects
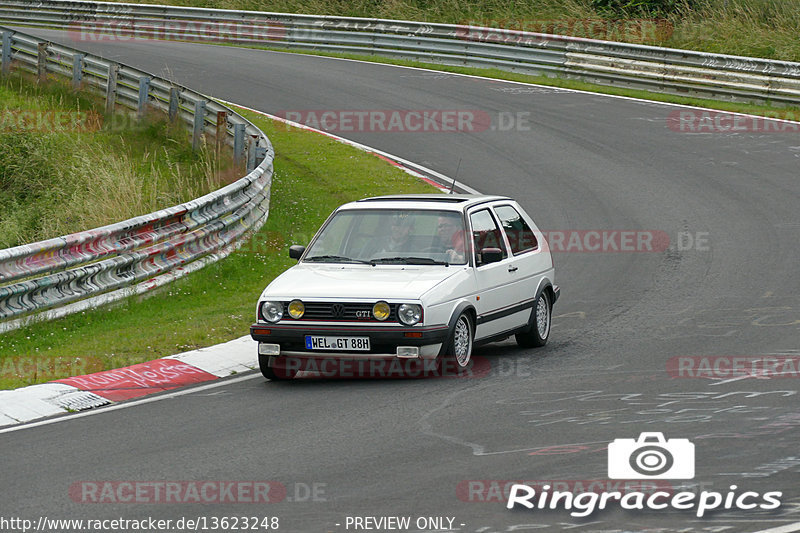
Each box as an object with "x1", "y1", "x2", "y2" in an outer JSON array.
[
  {"x1": 0, "y1": 106, "x2": 439, "y2": 389},
  {"x1": 0, "y1": 73, "x2": 232, "y2": 248}
]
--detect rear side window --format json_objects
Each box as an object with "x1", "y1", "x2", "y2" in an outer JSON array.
[{"x1": 494, "y1": 205, "x2": 538, "y2": 254}]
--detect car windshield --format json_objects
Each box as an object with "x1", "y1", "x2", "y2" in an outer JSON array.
[{"x1": 304, "y1": 208, "x2": 468, "y2": 265}]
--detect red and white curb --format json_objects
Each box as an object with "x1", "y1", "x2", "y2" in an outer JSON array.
[{"x1": 0, "y1": 336, "x2": 257, "y2": 428}]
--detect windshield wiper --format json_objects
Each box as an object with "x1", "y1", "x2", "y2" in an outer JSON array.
[
  {"x1": 305, "y1": 255, "x2": 372, "y2": 264},
  {"x1": 369, "y1": 256, "x2": 450, "y2": 266}
]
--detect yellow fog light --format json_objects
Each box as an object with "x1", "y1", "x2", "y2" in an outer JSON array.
[
  {"x1": 288, "y1": 300, "x2": 305, "y2": 319},
  {"x1": 372, "y1": 301, "x2": 391, "y2": 321}
]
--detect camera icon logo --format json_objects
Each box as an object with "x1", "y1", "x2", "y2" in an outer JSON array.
[{"x1": 608, "y1": 432, "x2": 695, "y2": 479}]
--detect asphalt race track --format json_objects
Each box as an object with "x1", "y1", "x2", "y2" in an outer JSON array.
[{"x1": 2, "y1": 28, "x2": 799, "y2": 533}]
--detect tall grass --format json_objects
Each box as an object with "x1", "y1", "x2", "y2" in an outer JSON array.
[
  {"x1": 0, "y1": 107, "x2": 439, "y2": 389},
  {"x1": 0, "y1": 74, "x2": 230, "y2": 248},
  {"x1": 672, "y1": 0, "x2": 800, "y2": 60},
  {"x1": 101, "y1": 0, "x2": 800, "y2": 61}
]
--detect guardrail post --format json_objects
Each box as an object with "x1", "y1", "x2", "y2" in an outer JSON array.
[
  {"x1": 233, "y1": 123, "x2": 245, "y2": 168},
  {"x1": 215, "y1": 111, "x2": 227, "y2": 155},
  {"x1": 168, "y1": 88, "x2": 179, "y2": 122},
  {"x1": 72, "y1": 53, "x2": 84, "y2": 90},
  {"x1": 105, "y1": 64, "x2": 118, "y2": 115},
  {"x1": 246, "y1": 136, "x2": 267, "y2": 171},
  {"x1": 253, "y1": 145, "x2": 267, "y2": 171},
  {"x1": 1, "y1": 32, "x2": 11, "y2": 76},
  {"x1": 192, "y1": 100, "x2": 206, "y2": 150},
  {"x1": 137, "y1": 76, "x2": 150, "y2": 119},
  {"x1": 246, "y1": 135, "x2": 257, "y2": 171},
  {"x1": 37, "y1": 42, "x2": 48, "y2": 82}
]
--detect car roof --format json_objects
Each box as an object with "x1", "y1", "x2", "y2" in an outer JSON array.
[{"x1": 341, "y1": 194, "x2": 512, "y2": 211}]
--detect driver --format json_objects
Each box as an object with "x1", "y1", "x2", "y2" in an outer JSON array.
[
  {"x1": 374, "y1": 213, "x2": 415, "y2": 256},
  {"x1": 435, "y1": 215, "x2": 466, "y2": 263}
]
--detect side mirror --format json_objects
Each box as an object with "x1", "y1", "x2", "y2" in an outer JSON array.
[
  {"x1": 289, "y1": 245, "x2": 306, "y2": 260},
  {"x1": 480, "y1": 247, "x2": 503, "y2": 265}
]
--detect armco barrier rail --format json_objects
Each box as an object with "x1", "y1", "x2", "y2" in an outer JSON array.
[
  {"x1": 0, "y1": 0, "x2": 799, "y2": 105},
  {"x1": 0, "y1": 25, "x2": 274, "y2": 330}
]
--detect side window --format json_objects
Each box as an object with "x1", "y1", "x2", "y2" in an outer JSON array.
[
  {"x1": 469, "y1": 209, "x2": 508, "y2": 266},
  {"x1": 494, "y1": 205, "x2": 538, "y2": 254}
]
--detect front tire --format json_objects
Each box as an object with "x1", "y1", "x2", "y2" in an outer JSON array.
[
  {"x1": 259, "y1": 355, "x2": 298, "y2": 380},
  {"x1": 442, "y1": 312, "x2": 474, "y2": 371},
  {"x1": 516, "y1": 291, "x2": 551, "y2": 348}
]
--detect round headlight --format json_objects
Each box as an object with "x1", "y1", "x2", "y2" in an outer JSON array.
[
  {"x1": 288, "y1": 300, "x2": 305, "y2": 319},
  {"x1": 372, "y1": 301, "x2": 391, "y2": 321},
  {"x1": 261, "y1": 301, "x2": 284, "y2": 323},
  {"x1": 398, "y1": 303, "x2": 422, "y2": 326}
]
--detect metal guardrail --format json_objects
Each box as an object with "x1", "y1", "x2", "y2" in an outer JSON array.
[
  {"x1": 0, "y1": 1, "x2": 798, "y2": 328},
  {"x1": 0, "y1": 0, "x2": 799, "y2": 105},
  {"x1": 0, "y1": 25, "x2": 274, "y2": 329}
]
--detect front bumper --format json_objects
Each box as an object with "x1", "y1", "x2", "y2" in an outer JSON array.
[{"x1": 250, "y1": 323, "x2": 449, "y2": 359}]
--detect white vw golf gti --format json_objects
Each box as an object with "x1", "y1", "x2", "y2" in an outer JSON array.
[{"x1": 250, "y1": 195, "x2": 559, "y2": 379}]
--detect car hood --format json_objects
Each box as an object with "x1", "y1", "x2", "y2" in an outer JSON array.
[{"x1": 261, "y1": 263, "x2": 462, "y2": 300}]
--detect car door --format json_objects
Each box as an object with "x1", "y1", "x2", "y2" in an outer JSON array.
[
  {"x1": 492, "y1": 202, "x2": 552, "y2": 315},
  {"x1": 468, "y1": 207, "x2": 529, "y2": 340}
]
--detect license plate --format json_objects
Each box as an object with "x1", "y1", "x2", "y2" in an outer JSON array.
[{"x1": 305, "y1": 336, "x2": 371, "y2": 351}]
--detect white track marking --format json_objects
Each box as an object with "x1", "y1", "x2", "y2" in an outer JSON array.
[
  {"x1": 709, "y1": 373, "x2": 771, "y2": 386},
  {"x1": 18, "y1": 26, "x2": 800, "y2": 127},
  {"x1": 751, "y1": 523, "x2": 800, "y2": 533},
  {"x1": 254, "y1": 49, "x2": 800, "y2": 127}
]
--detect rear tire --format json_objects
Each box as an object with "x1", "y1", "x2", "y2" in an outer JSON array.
[
  {"x1": 515, "y1": 291, "x2": 551, "y2": 348},
  {"x1": 259, "y1": 355, "x2": 297, "y2": 380}
]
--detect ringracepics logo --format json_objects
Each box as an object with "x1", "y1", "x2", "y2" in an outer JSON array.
[
  {"x1": 506, "y1": 433, "x2": 782, "y2": 517},
  {"x1": 608, "y1": 432, "x2": 694, "y2": 479}
]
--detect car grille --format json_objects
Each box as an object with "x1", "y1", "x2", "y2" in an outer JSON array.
[{"x1": 282, "y1": 301, "x2": 398, "y2": 322}]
